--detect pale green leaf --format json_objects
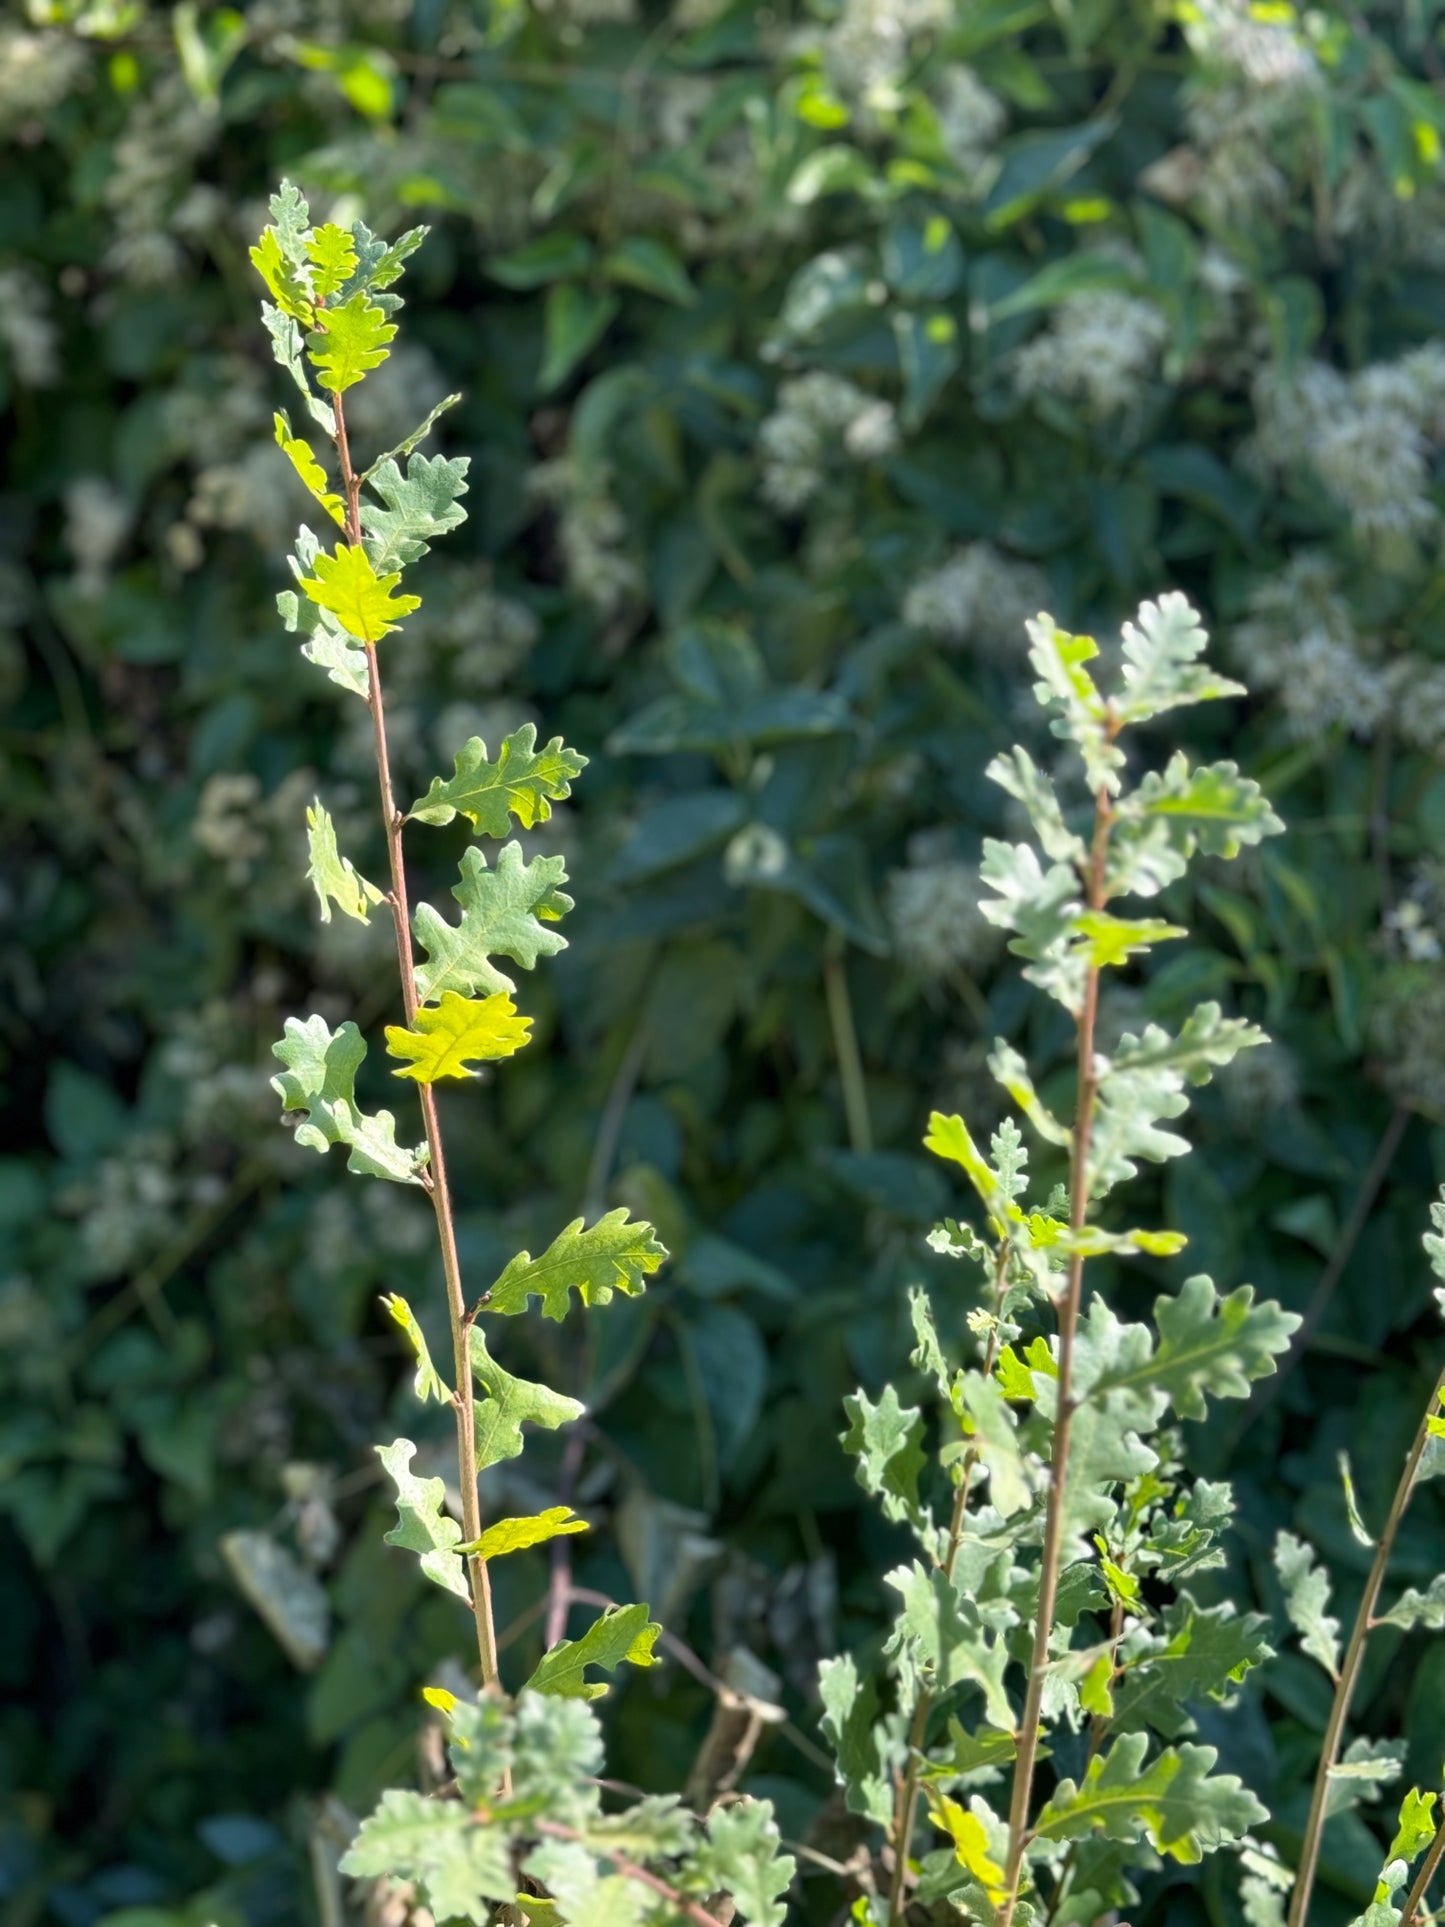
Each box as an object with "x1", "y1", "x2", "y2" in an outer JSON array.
[
  {"x1": 989, "y1": 1039, "x2": 1073, "y2": 1149},
  {"x1": 340, "y1": 1789, "x2": 514, "y2": 1916},
  {"x1": 270, "y1": 1015, "x2": 427, "y2": 1184},
  {"x1": 251, "y1": 226, "x2": 313, "y2": 323},
  {"x1": 1275, "y1": 1530, "x2": 1341, "y2": 1679},
  {"x1": 385, "y1": 989, "x2": 532, "y2": 1082},
  {"x1": 219, "y1": 1528, "x2": 330, "y2": 1671},
  {"x1": 380, "y1": 1291, "x2": 450, "y2": 1404},
  {"x1": 1111, "y1": 1598, "x2": 1273, "y2": 1739},
  {"x1": 261, "y1": 304, "x2": 334, "y2": 433},
  {"x1": 1085, "y1": 1276, "x2": 1298, "y2": 1424},
  {"x1": 306, "y1": 289, "x2": 396, "y2": 393},
  {"x1": 840, "y1": 1384, "x2": 929, "y2": 1531},
  {"x1": 525, "y1": 1601, "x2": 661, "y2": 1700},
  {"x1": 521, "y1": 1839, "x2": 649, "y2": 1927},
  {"x1": 884, "y1": 1559, "x2": 1016, "y2": 1732},
  {"x1": 986, "y1": 746, "x2": 1088, "y2": 865},
  {"x1": 1377, "y1": 1573, "x2": 1445, "y2": 1632},
  {"x1": 360, "y1": 392, "x2": 462, "y2": 481},
  {"x1": 306, "y1": 799, "x2": 383, "y2": 924},
  {"x1": 1089, "y1": 1004, "x2": 1268, "y2": 1195},
  {"x1": 956, "y1": 1371, "x2": 1031, "y2": 1516},
  {"x1": 978, "y1": 837, "x2": 1087, "y2": 1013},
  {"x1": 1026, "y1": 612, "x2": 1121, "y2": 796},
  {"x1": 1032, "y1": 1734, "x2": 1267, "y2": 1861},
  {"x1": 361, "y1": 451, "x2": 470, "y2": 572},
  {"x1": 485, "y1": 1208, "x2": 666, "y2": 1321},
  {"x1": 375, "y1": 1437, "x2": 468, "y2": 1600},
  {"x1": 410, "y1": 725, "x2": 588, "y2": 836},
  {"x1": 298, "y1": 540, "x2": 420, "y2": 643},
  {"x1": 412, "y1": 842, "x2": 574, "y2": 1004},
  {"x1": 469, "y1": 1327, "x2": 586, "y2": 1472},
  {"x1": 1327, "y1": 1739, "x2": 1407, "y2": 1819},
  {"x1": 1116, "y1": 592, "x2": 1245, "y2": 726},
  {"x1": 818, "y1": 1654, "x2": 895, "y2": 1825},
  {"x1": 459, "y1": 1506, "x2": 588, "y2": 1560},
  {"x1": 1109, "y1": 753, "x2": 1283, "y2": 898},
  {"x1": 688, "y1": 1801, "x2": 796, "y2": 1927}
]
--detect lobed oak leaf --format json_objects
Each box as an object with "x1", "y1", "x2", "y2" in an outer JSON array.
[
  {"x1": 385, "y1": 989, "x2": 532, "y2": 1083},
  {"x1": 525, "y1": 1601, "x2": 660, "y2": 1700},
  {"x1": 413, "y1": 843, "x2": 573, "y2": 1004},
  {"x1": 410, "y1": 724, "x2": 588, "y2": 837},
  {"x1": 270, "y1": 1015, "x2": 426, "y2": 1185},
  {"x1": 306, "y1": 289, "x2": 396, "y2": 393},
  {"x1": 305, "y1": 799, "x2": 383, "y2": 924},
  {"x1": 484, "y1": 1208, "x2": 666, "y2": 1321},
  {"x1": 298, "y1": 540, "x2": 420, "y2": 643}
]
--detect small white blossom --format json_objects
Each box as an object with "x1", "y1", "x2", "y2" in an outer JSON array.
[
  {"x1": 886, "y1": 839, "x2": 998, "y2": 980},
  {"x1": 759, "y1": 373, "x2": 898, "y2": 512},
  {"x1": 0, "y1": 269, "x2": 58, "y2": 387},
  {"x1": 1181, "y1": 0, "x2": 1318, "y2": 90},
  {"x1": 1012, "y1": 291, "x2": 1169, "y2": 420},
  {"x1": 64, "y1": 477, "x2": 131, "y2": 598},
  {"x1": 901, "y1": 542, "x2": 1049, "y2": 657},
  {"x1": 935, "y1": 65, "x2": 1006, "y2": 176}
]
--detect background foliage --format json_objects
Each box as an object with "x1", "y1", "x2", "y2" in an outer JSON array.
[{"x1": 11, "y1": 1, "x2": 1445, "y2": 1923}]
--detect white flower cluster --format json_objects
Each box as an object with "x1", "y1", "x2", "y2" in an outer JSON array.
[
  {"x1": 529, "y1": 457, "x2": 643, "y2": 617},
  {"x1": 1180, "y1": 0, "x2": 1318, "y2": 89},
  {"x1": 1178, "y1": 82, "x2": 1308, "y2": 229},
  {"x1": 817, "y1": 0, "x2": 951, "y2": 108},
  {"x1": 759, "y1": 372, "x2": 899, "y2": 513},
  {"x1": 64, "y1": 477, "x2": 131, "y2": 599},
  {"x1": 420, "y1": 565, "x2": 540, "y2": 691},
  {"x1": 1011, "y1": 290, "x2": 1169, "y2": 420},
  {"x1": 1232, "y1": 555, "x2": 1389, "y2": 740},
  {"x1": 103, "y1": 74, "x2": 214, "y2": 286},
  {"x1": 1217, "y1": 1041, "x2": 1301, "y2": 1124},
  {"x1": 885, "y1": 829, "x2": 998, "y2": 981},
  {"x1": 933, "y1": 65, "x2": 1007, "y2": 177},
  {"x1": 0, "y1": 268, "x2": 58, "y2": 387},
  {"x1": 901, "y1": 541, "x2": 1049, "y2": 657},
  {"x1": 159, "y1": 1001, "x2": 275, "y2": 1140},
  {"x1": 1249, "y1": 345, "x2": 1445, "y2": 546},
  {"x1": 0, "y1": 27, "x2": 86, "y2": 133},
  {"x1": 192, "y1": 768, "x2": 315, "y2": 889}
]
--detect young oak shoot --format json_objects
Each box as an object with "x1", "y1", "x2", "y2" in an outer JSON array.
[
  {"x1": 250, "y1": 184, "x2": 794, "y2": 1927},
  {"x1": 821, "y1": 594, "x2": 1298, "y2": 1926}
]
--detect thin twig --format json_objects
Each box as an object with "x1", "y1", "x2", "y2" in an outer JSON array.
[
  {"x1": 998, "y1": 769, "x2": 1116, "y2": 1927},
  {"x1": 1287, "y1": 1360, "x2": 1445, "y2": 1927},
  {"x1": 533, "y1": 1819, "x2": 727, "y2": 1926},
  {"x1": 330, "y1": 382, "x2": 499, "y2": 1688},
  {"x1": 824, "y1": 938, "x2": 872, "y2": 1155}
]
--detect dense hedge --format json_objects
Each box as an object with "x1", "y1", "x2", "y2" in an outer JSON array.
[{"x1": 8, "y1": 2, "x2": 1445, "y2": 1923}]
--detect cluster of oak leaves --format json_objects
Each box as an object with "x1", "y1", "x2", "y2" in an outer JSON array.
[{"x1": 249, "y1": 183, "x2": 1445, "y2": 1927}]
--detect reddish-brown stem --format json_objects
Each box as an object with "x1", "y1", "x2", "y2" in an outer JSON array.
[
  {"x1": 533, "y1": 1820, "x2": 728, "y2": 1925},
  {"x1": 332, "y1": 389, "x2": 499, "y2": 1688},
  {"x1": 1403, "y1": 1818, "x2": 1445, "y2": 1927},
  {"x1": 1287, "y1": 1363, "x2": 1445, "y2": 1927},
  {"x1": 997, "y1": 774, "x2": 1115, "y2": 1927},
  {"x1": 885, "y1": 1246, "x2": 1010, "y2": 1925}
]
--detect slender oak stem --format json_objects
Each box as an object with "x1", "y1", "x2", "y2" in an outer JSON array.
[
  {"x1": 331, "y1": 387, "x2": 499, "y2": 1688},
  {"x1": 997, "y1": 774, "x2": 1115, "y2": 1927},
  {"x1": 885, "y1": 1247, "x2": 1009, "y2": 1924},
  {"x1": 1403, "y1": 1820, "x2": 1445, "y2": 1927},
  {"x1": 1287, "y1": 1363, "x2": 1445, "y2": 1927}
]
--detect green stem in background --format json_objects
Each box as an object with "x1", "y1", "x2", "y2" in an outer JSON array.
[
  {"x1": 824, "y1": 935, "x2": 873, "y2": 1155},
  {"x1": 1287, "y1": 1364, "x2": 1445, "y2": 1927},
  {"x1": 1403, "y1": 1815, "x2": 1445, "y2": 1927},
  {"x1": 886, "y1": 1245, "x2": 1010, "y2": 1925},
  {"x1": 997, "y1": 776, "x2": 1115, "y2": 1927},
  {"x1": 331, "y1": 388, "x2": 499, "y2": 1689}
]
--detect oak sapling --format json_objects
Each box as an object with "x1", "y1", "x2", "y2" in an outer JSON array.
[
  {"x1": 822, "y1": 594, "x2": 1301, "y2": 1925},
  {"x1": 250, "y1": 183, "x2": 794, "y2": 1927}
]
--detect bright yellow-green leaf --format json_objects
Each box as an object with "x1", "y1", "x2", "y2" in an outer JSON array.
[
  {"x1": 250, "y1": 227, "x2": 313, "y2": 323},
  {"x1": 299, "y1": 541, "x2": 420, "y2": 643},
  {"x1": 1080, "y1": 1651, "x2": 1115, "y2": 1718},
  {"x1": 929, "y1": 1798, "x2": 1007, "y2": 1904},
  {"x1": 385, "y1": 990, "x2": 533, "y2": 1083},
  {"x1": 1073, "y1": 910, "x2": 1187, "y2": 969},
  {"x1": 1095, "y1": 1536, "x2": 1142, "y2": 1608},
  {"x1": 274, "y1": 413, "x2": 345, "y2": 526},
  {"x1": 924, "y1": 1111, "x2": 1007, "y2": 1231},
  {"x1": 457, "y1": 1507, "x2": 589, "y2": 1561},
  {"x1": 307, "y1": 222, "x2": 357, "y2": 300},
  {"x1": 307, "y1": 289, "x2": 396, "y2": 393},
  {"x1": 421, "y1": 1685, "x2": 457, "y2": 1716},
  {"x1": 1389, "y1": 1786, "x2": 1437, "y2": 1865},
  {"x1": 996, "y1": 1345, "x2": 1037, "y2": 1401}
]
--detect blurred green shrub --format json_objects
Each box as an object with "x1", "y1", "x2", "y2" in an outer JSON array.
[{"x1": 8, "y1": 2, "x2": 1445, "y2": 1923}]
